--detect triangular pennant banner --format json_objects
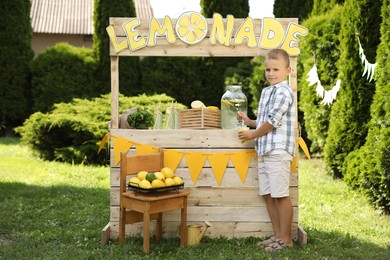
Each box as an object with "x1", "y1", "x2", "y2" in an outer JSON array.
[
  {"x1": 291, "y1": 138, "x2": 300, "y2": 174},
  {"x1": 230, "y1": 151, "x2": 254, "y2": 184},
  {"x1": 163, "y1": 149, "x2": 184, "y2": 172},
  {"x1": 299, "y1": 137, "x2": 311, "y2": 160},
  {"x1": 207, "y1": 153, "x2": 230, "y2": 185},
  {"x1": 184, "y1": 152, "x2": 207, "y2": 184},
  {"x1": 113, "y1": 136, "x2": 134, "y2": 165},
  {"x1": 97, "y1": 132, "x2": 110, "y2": 154},
  {"x1": 135, "y1": 143, "x2": 159, "y2": 155}
]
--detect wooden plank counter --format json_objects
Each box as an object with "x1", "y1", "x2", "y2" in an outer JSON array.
[{"x1": 107, "y1": 129, "x2": 300, "y2": 241}]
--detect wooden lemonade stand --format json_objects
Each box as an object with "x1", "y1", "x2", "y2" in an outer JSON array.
[{"x1": 101, "y1": 13, "x2": 308, "y2": 246}]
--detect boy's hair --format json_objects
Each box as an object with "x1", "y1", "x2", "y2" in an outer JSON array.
[{"x1": 266, "y1": 49, "x2": 290, "y2": 67}]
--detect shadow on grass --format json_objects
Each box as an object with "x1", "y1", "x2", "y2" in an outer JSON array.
[
  {"x1": 0, "y1": 181, "x2": 110, "y2": 259},
  {"x1": 0, "y1": 181, "x2": 388, "y2": 259},
  {"x1": 0, "y1": 137, "x2": 20, "y2": 145}
]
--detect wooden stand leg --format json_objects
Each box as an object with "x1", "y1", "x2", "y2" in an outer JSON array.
[
  {"x1": 143, "y1": 209, "x2": 151, "y2": 254},
  {"x1": 180, "y1": 197, "x2": 188, "y2": 247},
  {"x1": 119, "y1": 207, "x2": 125, "y2": 245},
  {"x1": 156, "y1": 212, "x2": 163, "y2": 240}
]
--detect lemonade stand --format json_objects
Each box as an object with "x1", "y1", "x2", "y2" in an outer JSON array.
[{"x1": 101, "y1": 12, "x2": 308, "y2": 246}]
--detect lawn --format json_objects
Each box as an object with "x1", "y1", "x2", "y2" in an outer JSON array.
[{"x1": 0, "y1": 137, "x2": 389, "y2": 259}]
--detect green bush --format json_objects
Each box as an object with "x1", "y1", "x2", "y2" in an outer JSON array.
[
  {"x1": 16, "y1": 94, "x2": 185, "y2": 165},
  {"x1": 324, "y1": 0, "x2": 381, "y2": 177},
  {"x1": 343, "y1": 0, "x2": 390, "y2": 214},
  {"x1": 298, "y1": 6, "x2": 342, "y2": 154},
  {"x1": 30, "y1": 43, "x2": 98, "y2": 113},
  {"x1": 0, "y1": 0, "x2": 34, "y2": 135},
  {"x1": 93, "y1": 0, "x2": 141, "y2": 96},
  {"x1": 140, "y1": 57, "x2": 204, "y2": 107},
  {"x1": 343, "y1": 128, "x2": 390, "y2": 214}
]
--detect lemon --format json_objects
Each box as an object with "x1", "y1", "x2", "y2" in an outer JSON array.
[
  {"x1": 154, "y1": 171, "x2": 165, "y2": 181},
  {"x1": 164, "y1": 178, "x2": 175, "y2": 186},
  {"x1": 128, "y1": 177, "x2": 140, "y2": 186},
  {"x1": 207, "y1": 106, "x2": 219, "y2": 110},
  {"x1": 191, "y1": 100, "x2": 205, "y2": 109},
  {"x1": 137, "y1": 171, "x2": 148, "y2": 181},
  {"x1": 173, "y1": 176, "x2": 183, "y2": 185},
  {"x1": 145, "y1": 172, "x2": 156, "y2": 182},
  {"x1": 176, "y1": 12, "x2": 208, "y2": 44},
  {"x1": 161, "y1": 167, "x2": 174, "y2": 179},
  {"x1": 139, "y1": 179, "x2": 152, "y2": 189},
  {"x1": 151, "y1": 179, "x2": 165, "y2": 188}
]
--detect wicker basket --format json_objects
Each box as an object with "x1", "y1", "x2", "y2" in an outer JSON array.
[{"x1": 179, "y1": 108, "x2": 221, "y2": 129}]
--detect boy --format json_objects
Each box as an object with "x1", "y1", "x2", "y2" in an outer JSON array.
[{"x1": 237, "y1": 48, "x2": 295, "y2": 251}]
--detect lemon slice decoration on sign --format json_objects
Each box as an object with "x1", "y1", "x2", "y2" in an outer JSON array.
[{"x1": 176, "y1": 12, "x2": 208, "y2": 44}]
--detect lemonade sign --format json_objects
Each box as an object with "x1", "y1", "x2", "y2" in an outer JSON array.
[{"x1": 107, "y1": 12, "x2": 308, "y2": 56}]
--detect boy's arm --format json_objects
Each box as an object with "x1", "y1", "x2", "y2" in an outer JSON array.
[
  {"x1": 237, "y1": 112, "x2": 256, "y2": 128},
  {"x1": 249, "y1": 122, "x2": 273, "y2": 139},
  {"x1": 238, "y1": 121, "x2": 274, "y2": 141}
]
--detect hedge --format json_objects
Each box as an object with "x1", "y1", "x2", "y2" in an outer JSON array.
[{"x1": 16, "y1": 94, "x2": 185, "y2": 165}]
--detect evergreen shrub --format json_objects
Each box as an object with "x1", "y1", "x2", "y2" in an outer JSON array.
[
  {"x1": 16, "y1": 94, "x2": 185, "y2": 165},
  {"x1": 324, "y1": 0, "x2": 381, "y2": 177},
  {"x1": 0, "y1": 0, "x2": 34, "y2": 135},
  {"x1": 30, "y1": 43, "x2": 98, "y2": 113},
  {"x1": 343, "y1": 0, "x2": 390, "y2": 214},
  {"x1": 298, "y1": 6, "x2": 342, "y2": 154},
  {"x1": 343, "y1": 128, "x2": 390, "y2": 214}
]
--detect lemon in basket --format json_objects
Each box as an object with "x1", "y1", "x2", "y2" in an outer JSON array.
[
  {"x1": 173, "y1": 176, "x2": 183, "y2": 185},
  {"x1": 151, "y1": 179, "x2": 165, "y2": 188},
  {"x1": 154, "y1": 171, "x2": 165, "y2": 181},
  {"x1": 137, "y1": 171, "x2": 148, "y2": 181},
  {"x1": 161, "y1": 167, "x2": 174, "y2": 179},
  {"x1": 165, "y1": 178, "x2": 175, "y2": 187},
  {"x1": 191, "y1": 100, "x2": 205, "y2": 109},
  {"x1": 139, "y1": 179, "x2": 152, "y2": 189},
  {"x1": 128, "y1": 177, "x2": 140, "y2": 186}
]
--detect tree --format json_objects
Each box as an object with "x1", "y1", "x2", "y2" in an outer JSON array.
[
  {"x1": 311, "y1": 0, "x2": 345, "y2": 16},
  {"x1": 324, "y1": 0, "x2": 382, "y2": 177},
  {"x1": 343, "y1": 0, "x2": 390, "y2": 214},
  {"x1": 298, "y1": 6, "x2": 343, "y2": 154},
  {"x1": 0, "y1": 0, "x2": 34, "y2": 135},
  {"x1": 93, "y1": 0, "x2": 141, "y2": 96},
  {"x1": 200, "y1": 0, "x2": 251, "y2": 109},
  {"x1": 273, "y1": 0, "x2": 313, "y2": 21}
]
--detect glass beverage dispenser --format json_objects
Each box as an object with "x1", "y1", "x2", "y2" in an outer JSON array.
[{"x1": 221, "y1": 85, "x2": 248, "y2": 129}]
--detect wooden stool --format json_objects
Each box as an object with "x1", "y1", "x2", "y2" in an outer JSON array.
[{"x1": 118, "y1": 150, "x2": 189, "y2": 253}]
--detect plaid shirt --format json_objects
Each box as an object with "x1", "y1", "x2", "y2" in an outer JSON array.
[{"x1": 255, "y1": 81, "x2": 296, "y2": 156}]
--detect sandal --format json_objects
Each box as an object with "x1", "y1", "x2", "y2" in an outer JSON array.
[
  {"x1": 256, "y1": 235, "x2": 276, "y2": 247},
  {"x1": 264, "y1": 239, "x2": 292, "y2": 252}
]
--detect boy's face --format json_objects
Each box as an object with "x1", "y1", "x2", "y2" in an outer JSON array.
[{"x1": 264, "y1": 57, "x2": 291, "y2": 86}]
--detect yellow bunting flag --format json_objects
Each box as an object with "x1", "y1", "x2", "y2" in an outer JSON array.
[
  {"x1": 163, "y1": 149, "x2": 184, "y2": 172},
  {"x1": 299, "y1": 137, "x2": 311, "y2": 160},
  {"x1": 207, "y1": 153, "x2": 230, "y2": 185},
  {"x1": 230, "y1": 150, "x2": 255, "y2": 184},
  {"x1": 97, "y1": 132, "x2": 110, "y2": 154},
  {"x1": 184, "y1": 152, "x2": 208, "y2": 184},
  {"x1": 291, "y1": 137, "x2": 311, "y2": 174},
  {"x1": 135, "y1": 143, "x2": 159, "y2": 155},
  {"x1": 113, "y1": 136, "x2": 134, "y2": 165}
]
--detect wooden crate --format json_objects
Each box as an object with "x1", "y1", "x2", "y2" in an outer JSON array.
[{"x1": 179, "y1": 108, "x2": 221, "y2": 129}]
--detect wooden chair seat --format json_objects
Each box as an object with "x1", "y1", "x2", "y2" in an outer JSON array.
[{"x1": 118, "y1": 150, "x2": 188, "y2": 253}]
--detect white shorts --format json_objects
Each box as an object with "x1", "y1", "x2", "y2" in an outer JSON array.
[{"x1": 258, "y1": 150, "x2": 292, "y2": 198}]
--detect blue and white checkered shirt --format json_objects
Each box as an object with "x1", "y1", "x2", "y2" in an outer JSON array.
[{"x1": 255, "y1": 81, "x2": 296, "y2": 156}]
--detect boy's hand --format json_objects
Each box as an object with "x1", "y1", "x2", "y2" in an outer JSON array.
[
  {"x1": 237, "y1": 111, "x2": 249, "y2": 125},
  {"x1": 238, "y1": 128, "x2": 252, "y2": 143}
]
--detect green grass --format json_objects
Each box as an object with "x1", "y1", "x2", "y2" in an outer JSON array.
[{"x1": 1, "y1": 137, "x2": 389, "y2": 259}]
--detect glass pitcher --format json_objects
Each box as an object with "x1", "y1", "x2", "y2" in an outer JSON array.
[{"x1": 221, "y1": 85, "x2": 247, "y2": 129}]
